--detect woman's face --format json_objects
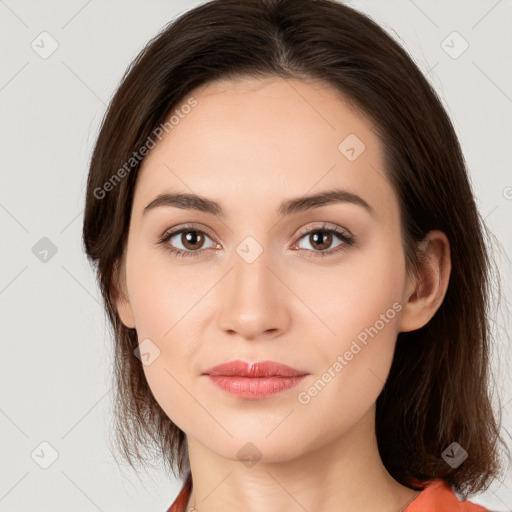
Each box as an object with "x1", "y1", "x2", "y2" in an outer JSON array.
[{"x1": 117, "y1": 76, "x2": 415, "y2": 462}]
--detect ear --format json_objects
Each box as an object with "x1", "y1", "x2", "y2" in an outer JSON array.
[
  {"x1": 112, "y1": 257, "x2": 136, "y2": 329},
  {"x1": 398, "y1": 230, "x2": 451, "y2": 333}
]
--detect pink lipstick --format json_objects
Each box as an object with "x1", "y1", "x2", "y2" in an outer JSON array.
[{"x1": 202, "y1": 360, "x2": 309, "y2": 399}]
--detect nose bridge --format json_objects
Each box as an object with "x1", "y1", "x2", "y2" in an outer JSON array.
[
  {"x1": 233, "y1": 239, "x2": 272, "y2": 295},
  {"x1": 217, "y1": 234, "x2": 290, "y2": 339},
  {"x1": 231, "y1": 237, "x2": 277, "y2": 308}
]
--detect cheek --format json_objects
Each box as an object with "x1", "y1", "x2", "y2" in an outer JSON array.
[
  {"x1": 124, "y1": 247, "x2": 215, "y2": 430},
  {"x1": 292, "y1": 288, "x2": 403, "y2": 450},
  {"x1": 292, "y1": 233, "x2": 406, "y2": 353},
  {"x1": 125, "y1": 243, "x2": 211, "y2": 341},
  {"x1": 293, "y1": 237, "x2": 405, "y2": 410}
]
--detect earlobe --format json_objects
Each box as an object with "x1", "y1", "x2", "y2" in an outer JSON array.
[{"x1": 398, "y1": 230, "x2": 451, "y2": 333}]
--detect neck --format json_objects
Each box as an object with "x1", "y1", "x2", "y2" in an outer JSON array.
[{"x1": 183, "y1": 406, "x2": 420, "y2": 512}]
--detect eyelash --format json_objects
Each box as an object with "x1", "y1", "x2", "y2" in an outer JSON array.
[{"x1": 157, "y1": 223, "x2": 355, "y2": 259}]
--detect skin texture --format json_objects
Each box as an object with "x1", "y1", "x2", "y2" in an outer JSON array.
[{"x1": 115, "y1": 76, "x2": 451, "y2": 512}]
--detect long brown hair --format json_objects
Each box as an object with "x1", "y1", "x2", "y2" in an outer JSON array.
[{"x1": 82, "y1": 0, "x2": 506, "y2": 497}]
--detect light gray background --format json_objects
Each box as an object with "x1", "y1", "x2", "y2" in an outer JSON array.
[{"x1": 1, "y1": 0, "x2": 511, "y2": 510}]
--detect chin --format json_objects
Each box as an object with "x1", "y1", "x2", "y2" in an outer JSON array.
[{"x1": 200, "y1": 430, "x2": 315, "y2": 465}]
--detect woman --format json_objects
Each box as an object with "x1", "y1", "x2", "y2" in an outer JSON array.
[{"x1": 82, "y1": 0, "x2": 506, "y2": 510}]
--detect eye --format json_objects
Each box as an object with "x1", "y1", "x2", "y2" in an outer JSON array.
[
  {"x1": 294, "y1": 224, "x2": 355, "y2": 257},
  {"x1": 157, "y1": 225, "x2": 218, "y2": 258},
  {"x1": 157, "y1": 223, "x2": 355, "y2": 259}
]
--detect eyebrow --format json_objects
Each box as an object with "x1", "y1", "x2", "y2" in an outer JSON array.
[{"x1": 143, "y1": 188, "x2": 375, "y2": 218}]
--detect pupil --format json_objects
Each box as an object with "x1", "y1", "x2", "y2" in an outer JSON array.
[
  {"x1": 312, "y1": 230, "x2": 331, "y2": 249},
  {"x1": 185, "y1": 231, "x2": 202, "y2": 248}
]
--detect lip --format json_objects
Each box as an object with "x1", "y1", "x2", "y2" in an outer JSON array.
[
  {"x1": 202, "y1": 360, "x2": 308, "y2": 378},
  {"x1": 202, "y1": 360, "x2": 309, "y2": 399}
]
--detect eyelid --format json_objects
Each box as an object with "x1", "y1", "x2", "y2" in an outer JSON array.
[
  {"x1": 294, "y1": 222, "x2": 352, "y2": 240},
  {"x1": 159, "y1": 223, "x2": 218, "y2": 243}
]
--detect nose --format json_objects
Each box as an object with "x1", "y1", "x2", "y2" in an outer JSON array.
[{"x1": 216, "y1": 245, "x2": 292, "y2": 342}]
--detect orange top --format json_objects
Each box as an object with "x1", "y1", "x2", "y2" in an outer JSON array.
[
  {"x1": 167, "y1": 472, "x2": 192, "y2": 512},
  {"x1": 166, "y1": 474, "x2": 489, "y2": 512},
  {"x1": 404, "y1": 479, "x2": 488, "y2": 511}
]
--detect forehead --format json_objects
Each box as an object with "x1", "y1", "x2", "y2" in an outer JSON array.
[{"x1": 133, "y1": 76, "x2": 398, "y2": 223}]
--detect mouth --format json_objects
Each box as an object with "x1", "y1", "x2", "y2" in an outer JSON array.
[{"x1": 202, "y1": 360, "x2": 309, "y2": 399}]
